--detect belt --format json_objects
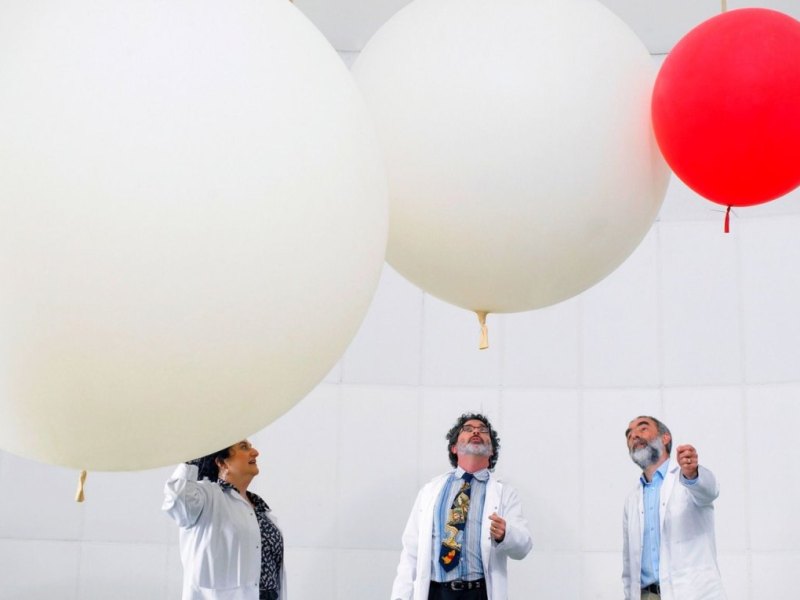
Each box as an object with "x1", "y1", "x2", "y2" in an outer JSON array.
[
  {"x1": 430, "y1": 578, "x2": 486, "y2": 591},
  {"x1": 642, "y1": 582, "x2": 660, "y2": 595}
]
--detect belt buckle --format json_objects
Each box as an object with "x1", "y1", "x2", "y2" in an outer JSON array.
[{"x1": 450, "y1": 581, "x2": 466, "y2": 591}]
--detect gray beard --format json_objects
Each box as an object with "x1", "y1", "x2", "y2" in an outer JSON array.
[
  {"x1": 457, "y1": 441, "x2": 492, "y2": 457},
  {"x1": 629, "y1": 436, "x2": 665, "y2": 470}
]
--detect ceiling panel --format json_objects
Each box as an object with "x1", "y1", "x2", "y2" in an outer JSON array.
[{"x1": 295, "y1": 0, "x2": 800, "y2": 54}]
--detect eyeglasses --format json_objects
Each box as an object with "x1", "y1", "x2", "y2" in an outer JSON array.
[{"x1": 461, "y1": 424, "x2": 490, "y2": 434}]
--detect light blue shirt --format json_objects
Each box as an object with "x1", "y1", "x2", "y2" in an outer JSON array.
[
  {"x1": 432, "y1": 467, "x2": 489, "y2": 582},
  {"x1": 639, "y1": 460, "x2": 699, "y2": 587},
  {"x1": 640, "y1": 460, "x2": 669, "y2": 587}
]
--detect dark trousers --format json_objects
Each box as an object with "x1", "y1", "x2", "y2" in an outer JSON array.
[{"x1": 428, "y1": 583, "x2": 488, "y2": 600}]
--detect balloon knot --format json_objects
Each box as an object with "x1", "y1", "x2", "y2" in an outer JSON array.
[
  {"x1": 476, "y1": 311, "x2": 489, "y2": 350},
  {"x1": 75, "y1": 470, "x2": 87, "y2": 503}
]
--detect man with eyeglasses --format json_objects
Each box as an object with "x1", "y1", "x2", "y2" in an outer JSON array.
[
  {"x1": 391, "y1": 413, "x2": 532, "y2": 600},
  {"x1": 622, "y1": 416, "x2": 726, "y2": 600}
]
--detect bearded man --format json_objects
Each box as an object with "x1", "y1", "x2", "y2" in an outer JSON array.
[
  {"x1": 622, "y1": 416, "x2": 726, "y2": 600},
  {"x1": 391, "y1": 413, "x2": 532, "y2": 600}
]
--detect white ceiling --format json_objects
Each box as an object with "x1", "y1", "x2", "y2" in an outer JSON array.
[{"x1": 295, "y1": 0, "x2": 800, "y2": 55}]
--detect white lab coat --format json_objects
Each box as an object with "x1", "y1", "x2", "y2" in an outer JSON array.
[
  {"x1": 391, "y1": 471, "x2": 532, "y2": 600},
  {"x1": 622, "y1": 459, "x2": 726, "y2": 600},
  {"x1": 163, "y1": 464, "x2": 287, "y2": 600}
]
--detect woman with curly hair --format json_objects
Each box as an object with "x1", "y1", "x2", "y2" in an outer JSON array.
[{"x1": 163, "y1": 440, "x2": 285, "y2": 600}]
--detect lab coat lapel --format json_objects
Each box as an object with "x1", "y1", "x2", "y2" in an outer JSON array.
[
  {"x1": 481, "y1": 476, "x2": 502, "y2": 575},
  {"x1": 659, "y1": 458, "x2": 679, "y2": 535}
]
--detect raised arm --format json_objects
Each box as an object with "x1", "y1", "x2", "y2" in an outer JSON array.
[{"x1": 162, "y1": 463, "x2": 211, "y2": 528}]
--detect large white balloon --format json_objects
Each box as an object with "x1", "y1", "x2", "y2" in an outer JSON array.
[
  {"x1": 0, "y1": 0, "x2": 387, "y2": 470},
  {"x1": 353, "y1": 0, "x2": 668, "y2": 314}
]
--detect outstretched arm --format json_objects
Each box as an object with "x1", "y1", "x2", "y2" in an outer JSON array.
[{"x1": 676, "y1": 444, "x2": 719, "y2": 506}]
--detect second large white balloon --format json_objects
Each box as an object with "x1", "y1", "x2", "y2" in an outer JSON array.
[{"x1": 353, "y1": 0, "x2": 669, "y2": 313}]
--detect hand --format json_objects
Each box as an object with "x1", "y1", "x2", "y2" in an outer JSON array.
[
  {"x1": 488, "y1": 512, "x2": 506, "y2": 542},
  {"x1": 677, "y1": 444, "x2": 699, "y2": 480}
]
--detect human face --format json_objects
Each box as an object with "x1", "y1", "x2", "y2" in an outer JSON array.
[
  {"x1": 452, "y1": 419, "x2": 493, "y2": 457},
  {"x1": 218, "y1": 440, "x2": 259, "y2": 480},
  {"x1": 625, "y1": 418, "x2": 669, "y2": 456}
]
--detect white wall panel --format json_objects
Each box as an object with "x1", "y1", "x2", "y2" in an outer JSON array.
[
  {"x1": 751, "y1": 552, "x2": 800, "y2": 598},
  {"x1": 82, "y1": 467, "x2": 173, "y2": 544},
  {"x1": 745, "y1": 384, "x2": 800, "y2": 552},
  {"x1": 336, "y1": 549, "x2": 398, "y2": 600},
  {"x1": 0, "y1": 454, "x2": 84, "y2": 541},
  {"x1": 284, "y1": 547, "x2": 337, "y2": 598},
  {"x1": 78, "y1": 542, "x2": 169, "y2": 599},
  {"x1": 582, "y1": 551, "x2": 625, "y2": 600},
  {"x1": 660, "y1": 222, "x2": 743, "y2": 386},
  {"x1": 501, "y1": 388, "x2": 581, "y2": 551},
  {"x1": 342, "y1": 264, "x2": 424, "y2": 386},
  {"x1": 509, "y1": 551, "x2": 580, "y2": 599},
  {"x1": 501, "y1": 300, "x2": 581, "y2": 388},
  {"x1": 0, "y1": 539, "x2": 80, "y2": 599},
  {"x1": 337, "y1": 386, "x2": 420, "y2": 550},
  {"x1": 740, "y1": 216, "x2": 800, "y2": 383},
  {"x1": 582, "y1": 229, "x2": 660, "y2": 388}
]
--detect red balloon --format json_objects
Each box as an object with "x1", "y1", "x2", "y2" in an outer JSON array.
[{"x1": 652, "y1": 9, "x2": 800, "y2": 207}]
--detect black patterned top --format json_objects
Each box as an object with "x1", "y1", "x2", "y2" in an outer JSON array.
[{"x1": 218, "y1": 480, "x2": 283, "y2": 599}]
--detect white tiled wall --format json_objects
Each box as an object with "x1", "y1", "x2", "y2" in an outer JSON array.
[
  {"x1": 500, "y1": 300, "x2": 581, "y2": 388},
  {"x1": 581, "y1": 230, "x2": 661, "y2": 388},
  {"x1": 2, "y1": 55, "x2": 800, "y2": 600},
  {"x1": 740, "y1": 217, "x2": 800, "y2": 383},
  {"x1": 745, "y1": 384, "x2": 800, "y2": 551},
  {"x1": 77, "y1": 542, "x2": 171, "y2": 599},
  {"x1": 0, "y1": 540, "x2": 81, "y2": 599},
  {"x1": 659, "y1": 222, "x2": 743, "y2": 386}
]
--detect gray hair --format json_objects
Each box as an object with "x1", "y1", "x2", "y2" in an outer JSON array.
[{"x1": 631, "y1": 415, "x2": 672, "y2": 454}]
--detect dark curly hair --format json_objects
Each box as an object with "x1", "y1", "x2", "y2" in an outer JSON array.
[
  {"x1": 187, "y1": 446, "x2": 233, "y2": 481},
  {"x1": 446, "y1": 413, "x2": 500, "y2": 470}
]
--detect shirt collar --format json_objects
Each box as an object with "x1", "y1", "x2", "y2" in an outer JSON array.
[
  {"x1": 455, "y1": 466, "x2": 490, "y2": 482},
  {"x1": 216, "y1": 479, "x2": 271, "y2": 513},
  {"x1": 640, "y1": 459, "x2": 670, "y2": 486}
]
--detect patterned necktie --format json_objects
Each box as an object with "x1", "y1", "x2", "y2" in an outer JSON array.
[{"x1": 439, "y1": 472, "x2": 473, "y2": 571}]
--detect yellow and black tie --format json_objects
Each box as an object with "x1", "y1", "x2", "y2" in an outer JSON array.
[{"x1": 439, "y1": 473, "x2": 473, "y2": 571}]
